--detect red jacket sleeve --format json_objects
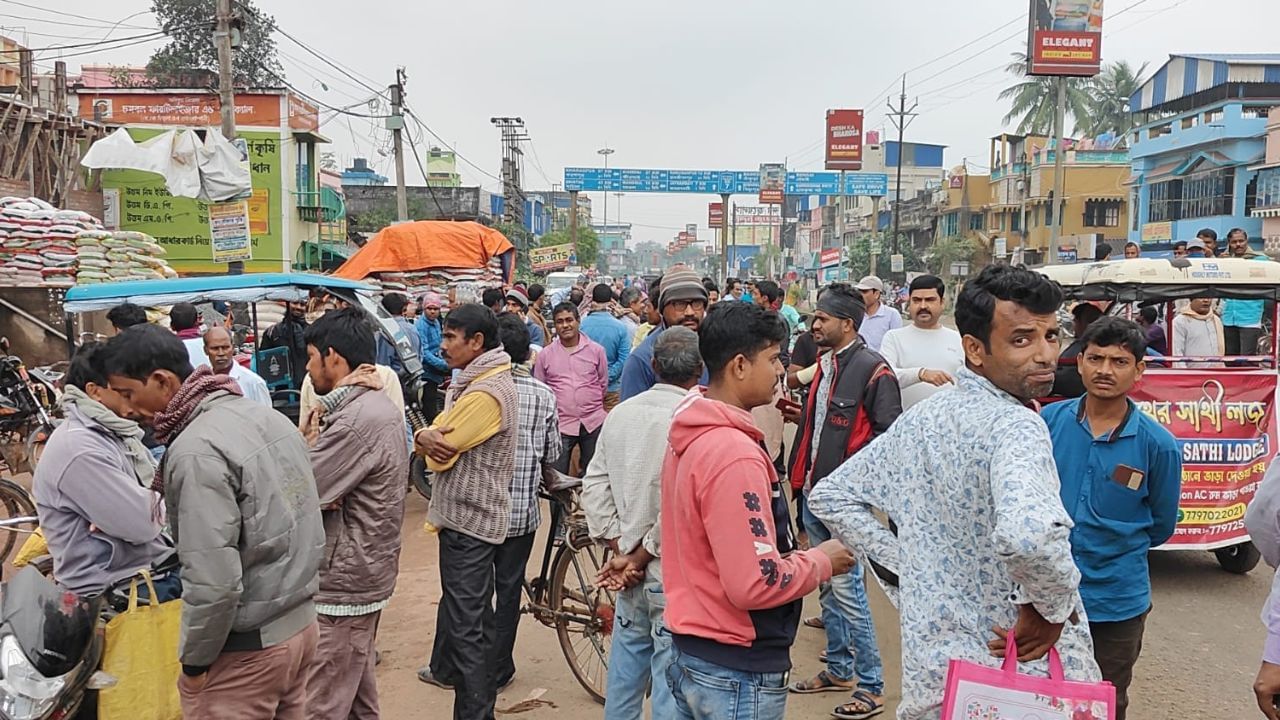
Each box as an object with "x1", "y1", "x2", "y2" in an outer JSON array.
[{"x1": 699, "y1": 456, "x2": 833, "y2": 610}]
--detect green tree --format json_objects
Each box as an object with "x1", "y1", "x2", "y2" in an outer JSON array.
[
  {"x1": 928, "y1": 236, "x2": 978, "y2": 277},
  {"x1": 1080, "y1": 60, "x2": 1149, "y2": 141},
  {"x1": 148, "y1": 0, "x2": 285, "y2": 87},
  {"x1": 999, "y1": 52, "x2": 1091, "y2": 135}
]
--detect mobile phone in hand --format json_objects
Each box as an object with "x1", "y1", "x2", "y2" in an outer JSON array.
[{"x1": 775, "y1": 397, "x2": 801, "y2": 412}]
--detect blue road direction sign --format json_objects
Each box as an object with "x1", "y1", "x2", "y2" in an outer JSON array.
[{"x1": 564, "y1": 167, "x2": 888, "y2": 196}]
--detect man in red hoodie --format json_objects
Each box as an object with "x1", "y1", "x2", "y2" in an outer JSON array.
[{"x1": 661, "y1": 301, "x2": 855, "y2": 720}]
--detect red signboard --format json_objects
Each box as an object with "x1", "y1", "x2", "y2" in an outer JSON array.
[
  {"x1": 1130, "y1": 370, "x2": 1277, "y2": 550},
  {"x1": 1027, "y1": 0, "x2": 1104, "y2": 77},
  {"x1": 825, "y1": 109, "x2": 864, "y2": 171},
  {"x1": 708, "y1": 202, "x2": 724, "y2": 229},
  {"x1": 819, "y1": 248, "x2": 841, "y2": 268}
]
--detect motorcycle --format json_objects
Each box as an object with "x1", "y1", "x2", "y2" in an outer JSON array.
[
  {"x1": 0, "y1": 339, "x2": 59, "y2": 475},
  {"x1": 0, "y1": 565, "x2": 111, "y2": 720}
]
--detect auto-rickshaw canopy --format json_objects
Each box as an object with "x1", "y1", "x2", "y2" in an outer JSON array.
[
  {"x1": 62, "y1": 272, "x2": 376, "y2": 312},
  {"x1": 1038, "y1": 257, "x2": 1280, "y2": 302}
]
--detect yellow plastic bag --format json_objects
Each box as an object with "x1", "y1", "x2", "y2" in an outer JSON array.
[
  {"x1": 12, "y1": 527, "x2": 46, "y2": 567},
  {"x1": 98, "y1": 570, "x2": 183, "y2": 720}
]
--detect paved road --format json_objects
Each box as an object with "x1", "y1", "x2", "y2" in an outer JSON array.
[{"x1": 376, "y1": 492, "x2": 1272, "y2": 719}]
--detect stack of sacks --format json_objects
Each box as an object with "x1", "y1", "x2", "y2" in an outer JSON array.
[
  {"x1": 0, "y1": 197, "x2": 61, "y2": 286},
  {"x1": 74, "y1": 229, "x2": 178, "y2": 285}
]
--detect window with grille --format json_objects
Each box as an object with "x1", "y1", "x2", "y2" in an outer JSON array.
[
  {"x1": 1179, "y1": 168, "x2": 1234, "y2": 219},
  {"x1": 1084, "y1": 200, "x2": 1122, "y2": 227}
]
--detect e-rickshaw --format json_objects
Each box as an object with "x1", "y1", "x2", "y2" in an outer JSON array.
[
  {"x1": 1039, "y1": 257, "x2": 1280, "y2": 574},
  {"x1": 60, "y1": 272, "x2": 425, "y2": 424}
]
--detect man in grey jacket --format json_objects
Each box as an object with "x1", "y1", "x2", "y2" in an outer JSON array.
[
  {"x1": 301, "y1": 308, "x2": 408, "y2": 720},
  {"x1": 102, "y1": 324, "x2": 325, "y2": 720}
]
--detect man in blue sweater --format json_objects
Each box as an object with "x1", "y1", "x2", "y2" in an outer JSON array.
[
  {"x1": 580, "y1": 284, "x2": 631, "y2": 409},
  {"x1": 619, "y1": 268, "x2": 709, "y2": 402},
  {"x1": 415, "y1": 292, "x2": 449, "y2": 422},
  {"x1": 1042, "y1": 316, "x2": 1181, "y2": 720}
]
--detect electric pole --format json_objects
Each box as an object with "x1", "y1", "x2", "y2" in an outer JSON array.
[
  {"x1": 390, "y1": 70, "x2": 409, "y2": 223},
  {"x1": 214, "y1": 0, "x2": 242, "y2": 273},
  {"x1": 1047, "y1": 76, "x2": 1068, "y2": 264},
  {"x1": 492, "y1": 118, "x2": 529, "y2": 227},
  {"x1": 886, "y1": 74, "x2": 918, "y2": 279}
]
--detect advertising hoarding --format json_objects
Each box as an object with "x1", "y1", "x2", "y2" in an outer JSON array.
[
  {"x1": 708, "y1": 202, "x2": 724, "y2": 228},
  {"x1": 530, "y1": 243, "x2": 575, "y2": 272},
  {"x1": 825, "y1": 109, "x2": 864, "y2": 171},
  {"x1": 209, "y1": 200, "x2": 253, "y2": 264},
  {"x1": 759, "y1": 163, "x2": 786, "y2": 204},
  {"x1": 1028, "y1": 0, "x2": 1104, "y2": 77},
  {"x1": 734, "y1": 206, "x2": 782, "y2": 226}
]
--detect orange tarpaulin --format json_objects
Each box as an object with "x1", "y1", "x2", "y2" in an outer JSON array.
[{"x1": 333, "y1": 221, "x2": 514, "y2": 282}]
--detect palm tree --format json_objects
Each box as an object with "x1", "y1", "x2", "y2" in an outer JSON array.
[
  {"x1": 1080, "y1": 60, "x2": 1149, "y2": 142},
  {"x1": 998, "y1": 52, "x2": 1091, "y2": 136}
]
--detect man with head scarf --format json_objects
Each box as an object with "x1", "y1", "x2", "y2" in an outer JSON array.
[{"x1": 787, "y1": 283, "x2": 900, "y2": 718}]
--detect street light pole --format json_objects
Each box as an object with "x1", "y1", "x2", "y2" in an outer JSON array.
[{"x1": 598, "y1": 146, "x2": 615, "y2": 271}]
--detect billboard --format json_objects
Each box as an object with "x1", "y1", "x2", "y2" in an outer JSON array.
[
  {"x1": 209, "y1": 200, "x2": 253, "y2": 264},
  {"x1": 825, "y1": 109, "x2": 864, "y2": 171},
  {"x1": 686, "y1": 223, "x2": 698, "y2": 238},
  {"x1": 759, "y1": 163, "x2": 786, "y2": 204},
  {"x1": 530, "y1": 243, "x2": 575, "y2": 272},
  {"x1": 735, "y1": 206, "x2": 782, "y2": 226},
  {"x1": 708, "y1": 202, "x2": 724, "y2": 228},
  {"x1": 1028, "y1": 0, "x2": 1104, "y2": 77}
]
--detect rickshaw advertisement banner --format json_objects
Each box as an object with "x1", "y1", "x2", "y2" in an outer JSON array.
[{"x1": 1131, "y1": 370, "x2": 1276, "y2": 550}]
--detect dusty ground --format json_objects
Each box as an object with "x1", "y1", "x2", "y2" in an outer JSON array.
[{"x1": 376, "y1": 492, "x2": 1272, "y2": 719}]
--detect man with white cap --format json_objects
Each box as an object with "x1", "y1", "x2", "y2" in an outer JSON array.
[
  {"x1": 853, "y1": 275, "x2": 902, "y2": 351},
  {"x1": 505, "y1": 288, "x2": 546, "y2": 346}
]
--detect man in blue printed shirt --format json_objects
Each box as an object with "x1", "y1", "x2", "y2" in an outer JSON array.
[
  {"x1": 1042, "y1": 316, "x2": 1181, "y2": 720},
  {"x1": 580, "y1": 284, "x2": 631, "y2": 409},
  {"x1": 1222, "y1": 228, "x2": 1271, "y2": 357}
]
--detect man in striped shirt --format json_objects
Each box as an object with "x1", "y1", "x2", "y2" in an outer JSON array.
[{"x1": 490, "y1": 314, "x2": 562, "y2": 692}]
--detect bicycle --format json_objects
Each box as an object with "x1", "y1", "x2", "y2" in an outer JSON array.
[
  {"x1": 523, "y1": 475, "x2": 615, "y2": 704},
  {"x1": 0, "y1": 478, "x2": 39, "y2": 568}
]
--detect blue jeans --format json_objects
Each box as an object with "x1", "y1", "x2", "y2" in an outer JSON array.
[
  {"x1": 802, "y1": 495, "x2": 885, "y2": 695},
  {"x1": 668, "y1": 651, "x2": 789, "y2": 720},
  {"x1": 605, "y1": 563, "x2": 675, "y2": 720}
]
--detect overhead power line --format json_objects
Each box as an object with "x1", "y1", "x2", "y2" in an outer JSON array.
[{"x1": 0, "y1": 0, "x2": 153, "y2": 29}]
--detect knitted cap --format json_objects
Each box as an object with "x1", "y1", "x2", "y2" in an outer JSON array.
[
  {"x1": 505, "y1": 287, "x2": 530, "y2": 309},
  {"x1": 659, "y1": 268, "x2": 708, "y2": 309}
]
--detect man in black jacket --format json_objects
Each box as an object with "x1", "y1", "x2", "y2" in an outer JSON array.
[
  {"x1": 787, "y1": 283, "x2": 901, "y2": 720},
  {"x1": 261, "y1": 300, "x2": 309, "y2": 390}
]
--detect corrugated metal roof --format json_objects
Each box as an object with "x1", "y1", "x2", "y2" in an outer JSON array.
[{"x1": 1130, "y1": 53, "x2": 1280, "y2": 114}]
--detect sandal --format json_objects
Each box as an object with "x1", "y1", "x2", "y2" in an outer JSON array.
[
  {"x1": 819, "y1": 649, "x2": 828, "y2": 663},
  {"x1": 804, "y1": 616, "x2": 825, "y2": 629},
  {"x1": 831, "y1": 689, "x2": 885, "y2": 719},
  {"x1": 789, "y1": 670, "x2": 854, "y2": 694}
]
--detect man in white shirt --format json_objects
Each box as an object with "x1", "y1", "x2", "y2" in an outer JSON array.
[
  {"x1": 170, "y1": 302, "x2": 209, "y2": 369},
  {"x1": 853, "y1": 275, "x2": 902, "y2": 351},
  {"x1": 880, "y1": 274, "x2": 965, "y2": 410},
  {"x1": 203, "y1": 326, "x2": 271, "y2": 407}
]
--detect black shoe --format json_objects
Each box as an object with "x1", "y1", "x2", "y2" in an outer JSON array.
[{"x1": 417, "y1": 667, "x2": 454, "y2": 690}]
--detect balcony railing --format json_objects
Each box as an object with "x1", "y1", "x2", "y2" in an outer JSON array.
[{"x1": 295, "y1": 187, "x2": 345, "y2": 224}]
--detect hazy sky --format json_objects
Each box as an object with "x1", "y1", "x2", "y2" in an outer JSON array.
[{"x1": 12, "y1": 0, "x2": 1280, "y2": 246}]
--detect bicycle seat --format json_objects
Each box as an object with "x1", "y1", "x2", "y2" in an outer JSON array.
[{"x1": 543, "y1": 468, "x2": 581, "y2": 493}]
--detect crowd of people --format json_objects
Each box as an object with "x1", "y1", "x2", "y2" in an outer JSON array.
[{"x1": 22, "y1": 257, "x2": 1280, "y2": 720}]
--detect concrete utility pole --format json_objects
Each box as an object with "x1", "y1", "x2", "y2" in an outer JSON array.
[
  {"x1": 886, "y1": 74, "x2": 918, "y2": 279},
  {"x1": 493, "y1": 117, "x2": 529, "y2": 226},
  {"x1": 719, "y1": 192, "x2": 730, "y2": 283},
  {"x1": 597, "y1": 146, "x2": 614, "y2": 267},
  {"x1": 1047, "y1": 76, "x2": 1068, "y2": 265},
  {"x1": 214, "y1": 0, "x2": 242, "y2": 274},
  {"x1": 569, "y1": 190, "x2": 579, "y2": 246},
  {"x1": 390, "y1": 70, "x2": 409, "y2": 223}
]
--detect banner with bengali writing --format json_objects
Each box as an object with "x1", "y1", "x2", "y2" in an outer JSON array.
[{"x1": 1131, "y1": 370, "x2": 1276, "y2": 550}]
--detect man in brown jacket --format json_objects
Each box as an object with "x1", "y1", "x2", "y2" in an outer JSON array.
[{"x1": 301, "y1": 308, "x2": 409, "y2": 720}]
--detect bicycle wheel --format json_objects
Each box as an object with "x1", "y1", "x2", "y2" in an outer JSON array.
[
  {"x1": 0, "y1": 478, "x2": 37, "y2": 563},
  {"x1": 548, "y1": 537, "x2": 614, "y2": 705}
]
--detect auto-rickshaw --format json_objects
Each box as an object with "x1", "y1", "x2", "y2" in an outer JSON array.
[
  {"x1": 60, "y1": 272, "x2": 424, "y2": 424},
  {"x1": 1039, "y1": 256, "x2": 1280, "y2": 574}
]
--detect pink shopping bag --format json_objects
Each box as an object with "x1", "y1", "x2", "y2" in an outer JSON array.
[{"x1": 941, "y1": 635, "x2": 1115, "y2": 720}]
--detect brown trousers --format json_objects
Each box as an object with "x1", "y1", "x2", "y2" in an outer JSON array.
[
  {"x1": 178, "y1": 622, "x2": 319, "y2": 720},
  {"x1": 306, "y1": 612, "x2": 382, "y2": 720},
  {"x1": 1091, "y1": 609, "x2": 1149, "y2": 720}
]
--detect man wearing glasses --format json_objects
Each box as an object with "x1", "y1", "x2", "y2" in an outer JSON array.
[{"x1": 620, "y1": 268, "x2": 710, "y2": 401}]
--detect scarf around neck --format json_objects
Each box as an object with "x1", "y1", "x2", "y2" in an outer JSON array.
[
  {"x1": 61, "y1": 385, "x2": 155, "y2": 486},
  {"x1": 175, "y1": 327, "x2": 202, "y2": 341},
  {"x1": 151, "y1": 366, "x2": 243, "y2": 495},
  {"x1": 299, "y1": 364, "x2": 385, "y2": 446}
]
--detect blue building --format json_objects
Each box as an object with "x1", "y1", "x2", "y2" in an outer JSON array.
[{"x1": 1127, "y1": 53, "x2": 1280, "y2": 250}]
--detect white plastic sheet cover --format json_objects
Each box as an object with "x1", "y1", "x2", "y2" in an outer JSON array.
[{"x1": 80, "y1": 127, "x2": 252, "y2": 202}]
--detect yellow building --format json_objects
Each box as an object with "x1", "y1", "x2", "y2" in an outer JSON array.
[
  {"x1": 0, "y1": 36, "x2": 24, "y2": 91},
  {"x1": 985, "y1": 133, "x2": 1130, "y2": 263},
  {"x1": 937, "y1": 168, "x2": 994, "y2": 246}
]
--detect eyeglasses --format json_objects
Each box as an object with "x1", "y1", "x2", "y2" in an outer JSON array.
[{"x1": 668, "y1": 299, "x2": 706, "y2": 313}]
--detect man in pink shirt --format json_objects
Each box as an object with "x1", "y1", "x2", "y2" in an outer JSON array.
[{"x1": 533, "y1": 302, "x2": 609, "y2": 476}]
